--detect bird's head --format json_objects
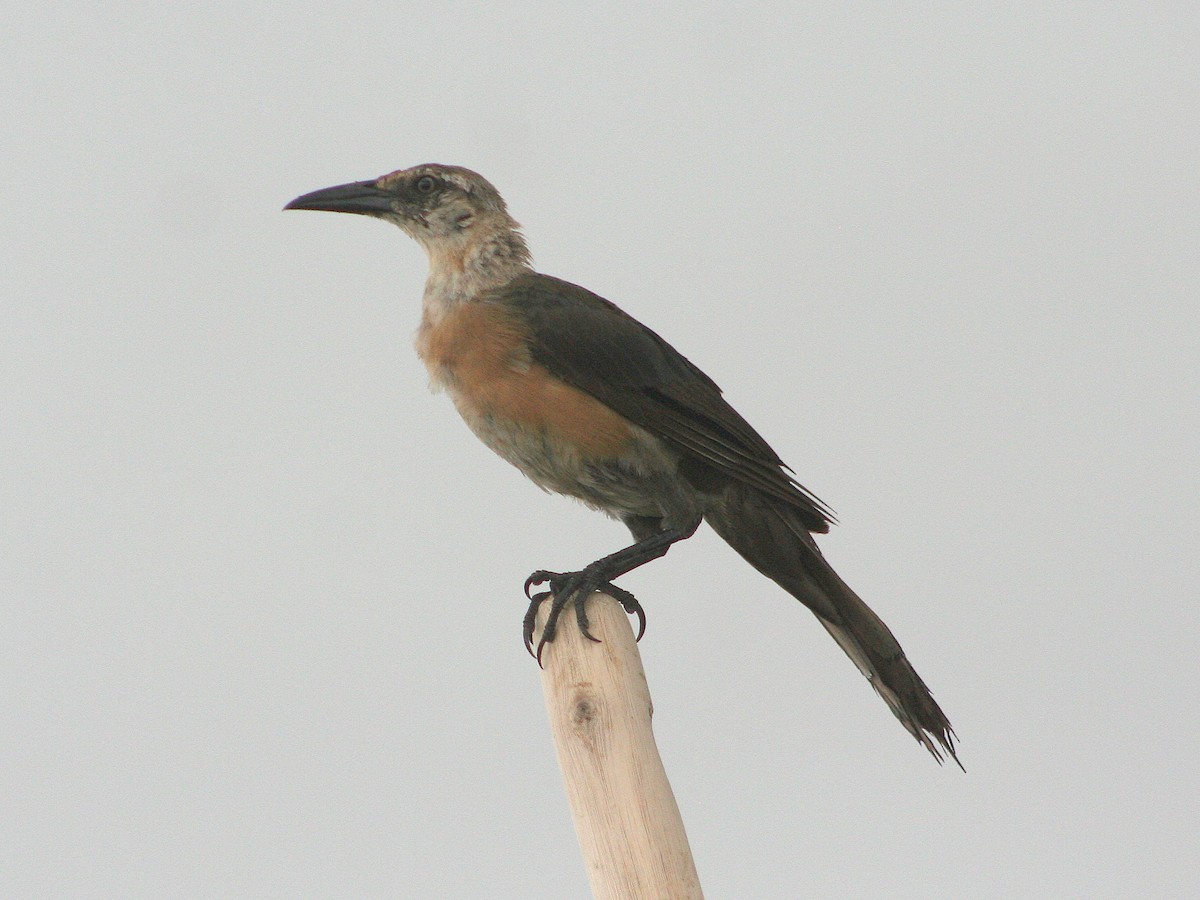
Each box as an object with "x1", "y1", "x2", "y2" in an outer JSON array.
[{"x1": 285, "y1": 164, "x2": 514, "y2": 250}]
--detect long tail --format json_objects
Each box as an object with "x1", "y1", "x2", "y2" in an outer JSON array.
[{"x1": 705, "y1": 484, "x2": 961, "y2": 768}]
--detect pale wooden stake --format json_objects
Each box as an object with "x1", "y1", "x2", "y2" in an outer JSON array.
[{"x1": 535, "y1": 592, "x2": 704, "y2": 900}]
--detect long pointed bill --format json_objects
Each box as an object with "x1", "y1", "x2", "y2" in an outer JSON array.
[{"x1": 283, "y1": 180, "x2": 396, "y2": 215}]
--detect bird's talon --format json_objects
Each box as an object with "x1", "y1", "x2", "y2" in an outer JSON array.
[
  {"x1": 524, "y1": 570, "x2": 555, "y2": 599},
  {"x1": 575, "y1": 593, "x2": 602, "y2": 643},
  {"x1": 523, "y1": 572, "x2": 647, "y2": 655},
  {"x1": 599, "y1": 583, "x2": 647, "y2": 641},
  {"x1": 522, "y1": 589, "x2": 553, "y2": 658}
]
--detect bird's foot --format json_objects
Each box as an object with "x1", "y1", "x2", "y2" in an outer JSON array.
[{"x1": 522, "y1": 568, "x2": 646, "y2": 663}]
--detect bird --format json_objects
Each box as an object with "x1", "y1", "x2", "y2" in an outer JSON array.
[{"x1": 285, "y1": 163, "x2": 960, "y2": 767}]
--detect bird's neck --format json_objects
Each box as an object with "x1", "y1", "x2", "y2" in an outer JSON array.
[{"x1": 419, "y1": 218, "x2": 532, "y2": 328}]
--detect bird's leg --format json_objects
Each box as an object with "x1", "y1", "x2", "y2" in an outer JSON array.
[{"x1": 522, "y1": 515, "x2": 702, "y2": 661}]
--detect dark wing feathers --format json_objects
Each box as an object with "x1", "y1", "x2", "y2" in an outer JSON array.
[{"x1": 494, "y1": 273, "x2": 833, "y2": 532}]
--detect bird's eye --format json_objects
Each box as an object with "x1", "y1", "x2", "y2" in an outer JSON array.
[{"x1": 415, "y1": 175, "x2": 438, "y2": 193}]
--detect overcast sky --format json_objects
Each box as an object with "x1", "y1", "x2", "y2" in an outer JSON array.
[{"x1": 4, "y1": 4, "x2": 1197, "y2": 898}]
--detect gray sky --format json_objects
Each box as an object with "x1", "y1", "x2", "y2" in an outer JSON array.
[{"x1": 4, "y1": 4, "x2": 1197, "y2": 897}]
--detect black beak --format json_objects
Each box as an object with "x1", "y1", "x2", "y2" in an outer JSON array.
[{"x1": 283, "y1": 180, "x2": 396, "y2": 215}]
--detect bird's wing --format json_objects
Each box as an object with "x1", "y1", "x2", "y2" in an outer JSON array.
[{"x1": 494, "y1": 273, "x2": 833, "y2": 532}]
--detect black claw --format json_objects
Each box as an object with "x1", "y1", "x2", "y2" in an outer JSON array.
[
  {"x1": 535, "y1": 584, "x2": 573, "y2": 665},
  {"x1": 599, "y1": 583, "x2": 647, "y2": 641},
  {"x1": 575, "y1": 592, "x2": 601, "y2": 643},
  {"x1": 629, "y1": 603, "x2": 647, "y2": 641},
  {"x1": 523, "y1": 589, "x2": 552, "y2": 659},
  {"x1": 524, "y1": 570, "x2": 555, "y2": 599},
  {"x1": 521, "y1": 568, "x2": 647, "y2": 656}
]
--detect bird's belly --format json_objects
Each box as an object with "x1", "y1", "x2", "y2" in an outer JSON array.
[{"x1": 452, "y1": 392, "x2": 678, "y2": 518}]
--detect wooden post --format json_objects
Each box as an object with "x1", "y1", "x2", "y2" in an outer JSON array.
[{"x1": 535, "y1": 592, "x2": 704, "y2": 900}]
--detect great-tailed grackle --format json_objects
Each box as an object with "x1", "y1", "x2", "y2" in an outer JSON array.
[{"x1": 285, "y1": 164, "x2": 960, "y2": 766}]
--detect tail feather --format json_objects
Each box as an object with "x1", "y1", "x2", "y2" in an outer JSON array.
[{"x1": 705, "y1": 484, "x2": 961, "y2": 768}]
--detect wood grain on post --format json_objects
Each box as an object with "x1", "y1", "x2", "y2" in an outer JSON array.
[{"x1": 535, "y1": 593, "x2": 704, "y2": 900}]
